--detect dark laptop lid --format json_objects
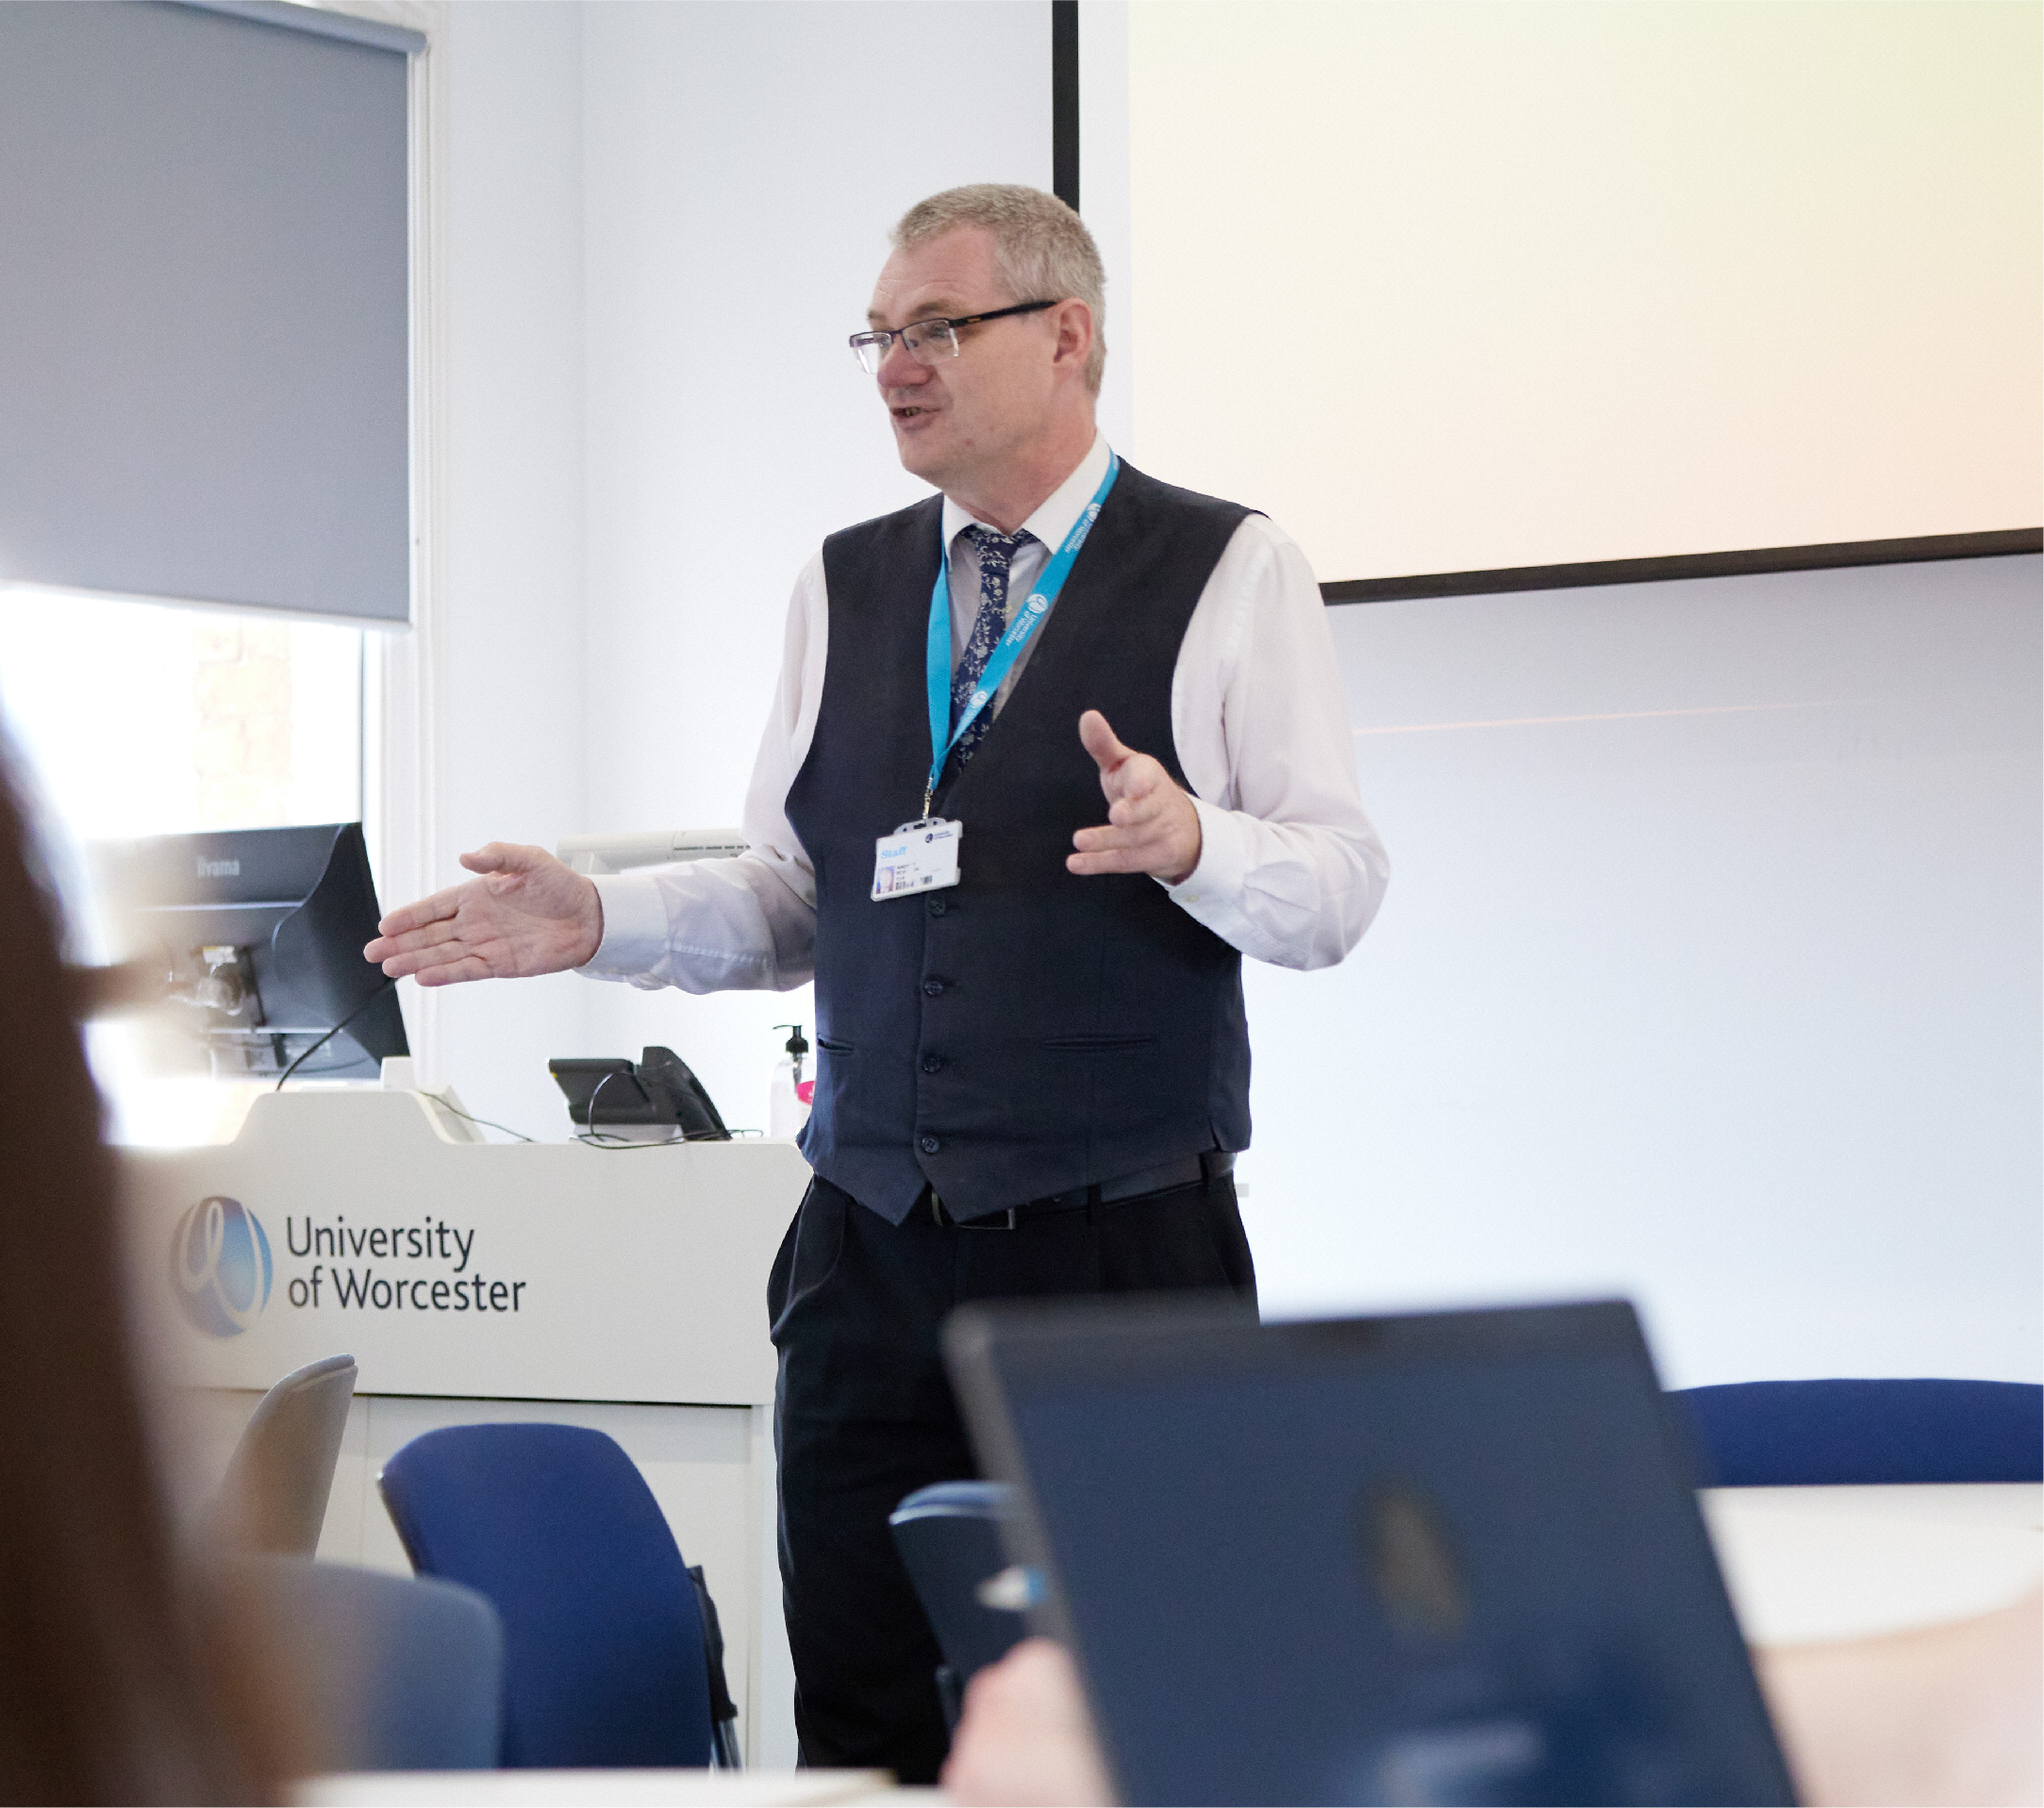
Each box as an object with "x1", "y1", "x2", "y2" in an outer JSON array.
[{"x1": 945, "y1": 1298, "x2": 1796, "y2": 1808}]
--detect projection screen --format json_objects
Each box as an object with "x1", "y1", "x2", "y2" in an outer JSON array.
[{"x1": 1126, "y1": 1, "x2": 2041, "y2": 583}]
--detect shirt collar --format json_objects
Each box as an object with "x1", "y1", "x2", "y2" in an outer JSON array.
[{"x1": 941, "y1": 432, "x2": 1111, "y2": 555}]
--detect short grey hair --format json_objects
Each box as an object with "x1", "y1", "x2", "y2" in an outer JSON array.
[{"x1": 892, "y1": 184, "x2": 1106, "y2": 395}]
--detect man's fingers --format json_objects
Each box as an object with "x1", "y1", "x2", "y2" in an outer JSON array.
[
  {"x1": 1067, "y1": 845, "x2": 1153, "y2": 876},
  {"x1": 1069, "y1": 768, "x2": 1202, "y2": 887},
  {"x1": 373, "y1": 887, "x2": 463, "y2": 940},
  {"x1": 363, "y1": 921, "x2": 442, "y2": 961},
  {"x1": 372, "y1": 937, "x2": 451, "y2": 979},
  {"x1": 1076, "y1": 708, "x2": 1133, "y2": 775},
  {"x1": 1088, "y1": 784, "x2": 1172, "y2": 837},
  {"x1": 1107, "y1": 788, "x2": 1169, "y2": 828},
  {"x1": 391, "y1": 917, "x2": 472, "y2": 957},
  {"x1": 365, "y1": 914, "x2": 465, "y2": 965},
  {"x1": 1072, "y1": 822, "x2": 1163, "y2": 855},
  {"x1": 459, "y1": 840, "x2": 539, "y2": 875},
  {"x1": 379, "y1": 941, "x2": 497, "y2": 984},
  {"x1": 408, "y1": 953, "x2": 497, "y2": 987},
  {"x1": 1101, "y1": 753, "x2": 1169, "y2": 807}
]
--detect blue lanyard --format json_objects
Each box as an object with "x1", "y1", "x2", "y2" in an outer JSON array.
[{"x1": 922, "y1": 451, "x2": 1121, "y2": 814}]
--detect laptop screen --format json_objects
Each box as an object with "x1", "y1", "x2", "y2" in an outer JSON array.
[{"x1": 947, "y1": 1299, "x2": 1794, "y2": 1807}]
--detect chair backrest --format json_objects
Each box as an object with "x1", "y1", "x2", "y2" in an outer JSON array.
[
  {"x1": 376, "y1": 1422, "x2": 713, "y2": 1768},
  {"x1": 1672, "y1": 1378, "x2": 2044, "y2": 1486},
  {"x1": 889, "y1": 1481, "x2": 1028, "y2": 1689},
  {"x1": 214, "y1": 1353, "x2": 357, "y2": 1555},
  {"x1": 231, "y1": 1555, "x2": 504, "y2": 1772}
]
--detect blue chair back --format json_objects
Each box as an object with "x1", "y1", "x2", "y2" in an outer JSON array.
[
  {"x1": 889, "y1": 1480, "x2": 1027, "y2": 1725},
  {"x1": 377, "y1": 1423, "x2": 713, "y2": 1767},
  {"x1": 236, "y1": 1556, "x2": 503, "y2": 1771},
  {"x1": 1672, "y1": 1378, "x2": 2044, "y2": 1486}
]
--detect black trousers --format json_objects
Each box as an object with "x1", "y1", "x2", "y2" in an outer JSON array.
[{"x1": 765, "y1": 1169, "x2": 1257, "y2": 1783}]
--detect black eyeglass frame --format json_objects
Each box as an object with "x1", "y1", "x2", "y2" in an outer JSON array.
[{"x1": 849, "y1": 298, "x2": 1062, "y2": 373}]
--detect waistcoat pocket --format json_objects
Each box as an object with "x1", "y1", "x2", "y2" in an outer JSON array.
[{"x1": 1039, "y1": 1033, "x2": 1159, "y2": 1053}]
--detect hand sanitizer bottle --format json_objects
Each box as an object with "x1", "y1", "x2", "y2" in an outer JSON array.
[{"x1": 770, "y1": 1023, "x2": 813, "y2": 1138}]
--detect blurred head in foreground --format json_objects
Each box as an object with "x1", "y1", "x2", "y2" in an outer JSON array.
[{"x1": 0, "y1": 768, "x2": 284, "y2": 1804}]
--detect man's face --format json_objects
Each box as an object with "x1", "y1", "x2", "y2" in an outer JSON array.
[{"x1": 865, "y1": 226, "x2": 1066, "y2": 493}]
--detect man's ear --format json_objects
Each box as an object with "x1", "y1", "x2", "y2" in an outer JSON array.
[{"x1": 1052, "y1": 298, "x2": 1094, "y2": 373}]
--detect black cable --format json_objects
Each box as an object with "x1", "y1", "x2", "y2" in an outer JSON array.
[
  {"x1": 382, "y1": 1061, "x2": 765, "y2": 1150},
  {"x1": 272, "y1": 978, "x2": 398, "y2": 1091},
  {"x1": 429, "y1": 1089, "x2": 747, "y2": 1149},
  {"x1": 572, "y1": 1068, "x2": 750, "y2": 1148},
  {"x1": 407, "y1": 1088, "x2": 753, "y2": 1149},
  {"x1": 268, "y1": 1008, "x2": 754, "y2": 1145},
  {"x1": 573, "y1": 1067, "x2": 687, "y2": 1148},
  {"x1": 423, "y1": 1096, "x2": 536, "y2": 1143}
]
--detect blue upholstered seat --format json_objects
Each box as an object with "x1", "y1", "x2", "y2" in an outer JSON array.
[
  {"x1": 377, "y1": 1423, "x2": 715, "y2": 1767},
  {"x1": 1670, "y1": 1378, "x2": 2043, "y2": 1487},
  {"x1": 889, "y1": 1480, "x2": 1027, "y2": 1729},
  {"x1": 234, "y1": 1555, "x2": 503, "y2": 1771}
]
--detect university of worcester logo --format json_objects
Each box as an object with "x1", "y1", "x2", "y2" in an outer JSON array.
[{"x1": 171, "y1": 1195, "x2": 274, "y2": 1337}]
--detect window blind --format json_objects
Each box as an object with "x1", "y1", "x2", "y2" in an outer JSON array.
[{"x1": 0, "y1": 0, "x2": 420, "y2": 622}]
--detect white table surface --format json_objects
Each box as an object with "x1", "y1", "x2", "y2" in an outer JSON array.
[
  {"x1": 300, "y1": 1483, "x2": 2042, "y2": 1805},
  {"x1": 1701, "y1": 1480, "x2": 2041, "y2": 1644},
  {"x1": 298, "y1": 1772, "x2": 930, "y2": 1806}
]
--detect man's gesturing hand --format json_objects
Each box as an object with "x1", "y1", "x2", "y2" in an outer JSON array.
[
  {"x1": 1068, "y1": 709, "x2": 1203, "y2": 886},
  {"x1": 362, "y1": 842, "x2": 604, "y2": 987}
]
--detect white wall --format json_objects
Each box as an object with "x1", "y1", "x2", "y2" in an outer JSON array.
[
  {"x1": 1238, "y1": 555, "x2": 2042, "y2": 1388},
  {"x1": 573, "y1": 0, "x2": 1052, "y2": 1132},
  {"x1": 390, "y1": 15, "x2": 1053, "y2": 1758},
  {"x1": 1073, "y1": 2, "x2": 2039, "y2": 1385},
  {"x1": 406, "y1": 1, "x2": 1052, "y2": 1140},
  {"x1": 407, "y1": 0, "x2": 591, "y2": 1140},
  {"x1": 407, "y1": 4, "x2": 2036, "y2": 1392}
]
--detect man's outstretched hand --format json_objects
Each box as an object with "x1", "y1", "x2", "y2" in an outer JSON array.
[
  {"x1": 1068, "y1": 709, "x2": 1202, "y2": 886},
  {"x1": 363, "y1": 842, "x2": 603, "y2": 987}
]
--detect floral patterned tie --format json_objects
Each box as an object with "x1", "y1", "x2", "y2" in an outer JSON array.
[{"x1": 948, "y1": 525, "x2": 1034, "y2": 771}]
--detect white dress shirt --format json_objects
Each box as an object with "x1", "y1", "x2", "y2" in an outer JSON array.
[{"x1": 581, "y1": 435, "x2": 1388, "y2": 992}]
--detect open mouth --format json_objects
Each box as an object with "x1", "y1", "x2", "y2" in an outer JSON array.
[{"x1": 892, "y1": 405, "x2": 934, "y2": 421}]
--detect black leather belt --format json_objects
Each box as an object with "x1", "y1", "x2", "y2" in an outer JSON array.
[{"x1": 928, "y1": 1151, "x2": 1235, "y2": 1232}]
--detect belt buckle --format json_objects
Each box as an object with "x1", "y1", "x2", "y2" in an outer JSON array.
[{"x1": 933, "y1": 1194, "x2": 1019, "y2": 1232}]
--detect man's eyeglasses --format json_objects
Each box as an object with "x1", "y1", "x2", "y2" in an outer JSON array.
[{"x1": 849, "y1": 299, "x2": 1060, "y2": 376}]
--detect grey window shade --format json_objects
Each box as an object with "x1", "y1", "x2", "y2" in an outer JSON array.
[{"x1": 0, "y1": 0, "x2": 419, "y2": 624}]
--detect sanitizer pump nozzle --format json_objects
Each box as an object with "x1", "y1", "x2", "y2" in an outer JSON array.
[{"x1": 775, "y1": 1022, "x2": 810, "y2": 1087}]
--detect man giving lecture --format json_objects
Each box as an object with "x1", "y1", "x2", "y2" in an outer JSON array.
[{"x1": 366, "y1": 183, "x2": 1388, "y2": 1781}]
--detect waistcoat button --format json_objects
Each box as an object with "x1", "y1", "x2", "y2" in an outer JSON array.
[
  {"x1": 922, "y1": 977, "x2": 946, "y2": 997},
  {"x1": 921, "y1": 1053, "x2": 944, "y2": 1073},
  {"x1": 927, "y1": 897, "x2": 948, "y2": 917},
  {"x1": 919, "y1": 1135, "x2": 940, "y2": 1154}
]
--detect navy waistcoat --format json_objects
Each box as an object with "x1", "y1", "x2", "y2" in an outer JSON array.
[{"x1": 785, "y1": 460, "x2": 1254, "y2": 1222}]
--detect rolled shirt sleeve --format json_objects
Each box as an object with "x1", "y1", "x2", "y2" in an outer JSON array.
[{"x1": 576, "y1": 556, "x2": 825, "y2": 993}]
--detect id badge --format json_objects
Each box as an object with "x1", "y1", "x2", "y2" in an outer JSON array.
[{"x1": 872, "y1": 817, "x2": 962, "y2": 901}]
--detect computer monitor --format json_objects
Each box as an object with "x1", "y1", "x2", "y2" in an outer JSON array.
[
  {"x1": 94, "y1": 821, "x2": 407, "y2": 1082},
  {"x1": 945, "y1": 1296, "x2": 1796, "y2": 1808}
]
